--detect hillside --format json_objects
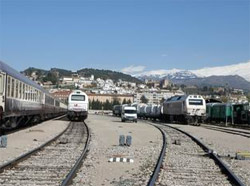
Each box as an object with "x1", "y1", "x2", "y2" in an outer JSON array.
[
  {"x1": 22, "y1": 67, "x2": 142, "y2": 84},
  {"x1": 172, "y1": 75, "x2": 250, "y2": 91},
  {"x1": 77, "y1": 68, "x2": 141, "y2": 83}
]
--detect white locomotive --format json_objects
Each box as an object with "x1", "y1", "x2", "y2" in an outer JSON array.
[
  {"x1": 67, "y1": 90, "x2": 88, "y2": 121},
  {"x1": 162, "y1": 95, "x2": 206, "y2": 125}
]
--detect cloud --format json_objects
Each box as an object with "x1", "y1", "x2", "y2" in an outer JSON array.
[
  {"x1": 121, "y1": 65, "x2": 146, "y2": 74},
  {"x1": 161, "y1": 54, "x2": 168, "y2": 57}
]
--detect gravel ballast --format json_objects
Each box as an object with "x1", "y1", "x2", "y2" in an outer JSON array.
[
  {"x1": 72, "y1": 114, "x2": 162, "y2": 186},
  {"x1": 0, "y1": 119, "x2": 69, "y2": 166},
  {"x1": 167, "y1": 123, "x2": 250, "y2": 185},
  {"x1": 155, "y1": 124, "x2": 232, "y2": 186},
  {"x1": 0, "y1": 121, "x2": 88, "y2": 186}
]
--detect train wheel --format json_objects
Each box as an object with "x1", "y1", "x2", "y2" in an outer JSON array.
[{"x1": 5, "y1": 117, "x2": 18, "y2": 129}]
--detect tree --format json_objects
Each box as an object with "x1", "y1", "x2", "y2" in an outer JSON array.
[
  {"x1": 140, "y1": 95, "x2": 148, "y2": 104},
  {"x1": 89, "y1": 99, "x2": 92, "y2": 109},
  {"x1": 112, "y1": 98, "x2": 120, "y2": 106},
  {"x1": 122, "y1": 98, "x2": 127, "y2": 105},
  {"x1": 92, "y1": 99, "x2": 97, "y2": 109},
  {"x1": 96, "y1": 99, "x2": 102, "y2": 110},
  {"x1": 103, "y1": 99, "x2": 112, "y2": 110},
  {"x1": 43, "y1": 71, "x2": 58, "y2": 85}
]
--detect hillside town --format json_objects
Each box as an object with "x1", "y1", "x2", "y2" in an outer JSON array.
[{"x1": 25, "y1": 69, "x2": 250, "y2": 109}]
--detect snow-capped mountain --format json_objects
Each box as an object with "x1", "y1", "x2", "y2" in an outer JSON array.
[
  {"x1": 164, "y1": 70, "x2": 197, "y2": 80},
  {"x1": 135, "y1": 68, "x2": 183, "y2": 80},
  {"x1": 191, "y1": 61, "x2": 250, "y2": 82},
  {"x1": 134, "y1": 61, "x2": 250, "y2": 82}
]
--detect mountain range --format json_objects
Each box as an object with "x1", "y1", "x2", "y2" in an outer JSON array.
[
  {"x1": 134, "y1": 61, "x2": 250, "y2": 90},
  {"x1": 22, "y1": 61, "x2": 250, "y2": 91},
  {"x1": 134, "y1": 61, "x2": 250, "y2": 82}
]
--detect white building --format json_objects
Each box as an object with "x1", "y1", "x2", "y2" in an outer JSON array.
[{"x1": 135, "y1": 89, "x2": 184, "y2": 104}]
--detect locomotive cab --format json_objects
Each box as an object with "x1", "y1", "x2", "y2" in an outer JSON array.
[{"x1": 67, "y1": 90, "x2": 88, "y2": 121}]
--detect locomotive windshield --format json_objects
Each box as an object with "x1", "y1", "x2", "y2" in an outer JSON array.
[
  {"x1": 124, "y1": 109, "x2": 137, "y2": 114},
  {"x1": 188, "y1": 99, "x2": 203, "y2": 105},
  {"x1": 71, "y1": 95, "x2": 85, "y2": 101}
]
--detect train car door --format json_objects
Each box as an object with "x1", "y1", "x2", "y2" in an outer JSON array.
[{"x1": 0, "y1": 72, "x2": 6, "y2": 112}]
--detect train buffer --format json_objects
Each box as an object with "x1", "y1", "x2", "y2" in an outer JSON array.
[
  {"x1": 236, "y1": 152, "x2": 250, "y2": 160},
  {"x1": 119, "y1": 135, "x2": 132, "y2": 146}
]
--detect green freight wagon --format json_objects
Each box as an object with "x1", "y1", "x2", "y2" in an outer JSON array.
[
  {"x1": 206, "y1": 103, "x2": 232, "y2": 123},
  {"x1": 206, "y1": 103, "x2": 250, "y2": 124},
  {"x1": 233, "y1": 103, "x2": 250, "y2": 124}
]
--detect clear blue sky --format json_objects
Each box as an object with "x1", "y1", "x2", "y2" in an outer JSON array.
[{"x1": 0, "y1": 0, "x2": 249, "y2": 73}]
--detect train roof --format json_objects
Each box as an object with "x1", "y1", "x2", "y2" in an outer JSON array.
[
  {"x1": 0, "y1": 61, "x2": 50, "y2": 95},
  {"x1": 69, "y1": 90, "x2": 88, "y2": 96},
  {"x1": 165, "y1": 95, "x2": 204, "y2": 102}
]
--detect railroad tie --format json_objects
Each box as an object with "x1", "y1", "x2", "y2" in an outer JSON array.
[{"x1": 108, "y1": 157, "x2": 134, "y2": 163}]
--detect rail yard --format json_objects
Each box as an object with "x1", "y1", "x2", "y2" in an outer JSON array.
[
  {"x1": 2, "y1": 0, "x2": 250, "y2": 185},
  {"x1": 0, "y1": 113, "x2": 249, "y2": 185},
  {"x1": 0, "y1": 61, "x2": 250, "y2": 185}
]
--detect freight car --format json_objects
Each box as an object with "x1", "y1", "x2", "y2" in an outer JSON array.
[
  {"x1": 0, "y1": 61, "x2": 67, "y2": 130},
  {"x1": 138, "y1": 104, "x2": 147, "y2": 119},
  {"x1": 162, "y1": 95, "x2": 206, "y2": 125},
  {"x1": 206, "y1": 103, "x2": 250, "y2": 124},
  {"x1": 143, "y1": 104, "x2": 161, "y2": 120},
  {"x1": 67, "y1": 90, "x2": 88, "y2": 121},
  {"x1": 206, "y1": 103, "x2": 232, "y2": 123},
  {"x1": 149, "y1": 105, "x2": 162, "y2": 120}
]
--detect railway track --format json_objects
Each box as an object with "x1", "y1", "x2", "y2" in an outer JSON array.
[
  {"x1": 148, "y1": 122, "x2": 245, "y2": 186},
  {"x1": 0, "y1": 121, "x2": 90, "y2": 186},
  {"x1": 200, "y1": 124, "x2": 250, "y2": 138}
]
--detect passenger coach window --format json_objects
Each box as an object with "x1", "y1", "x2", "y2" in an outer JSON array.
[
  {"x1": 15, "y1": 80, "x2": 19, "y2": 98},
  {"x1": 71, "y1": 95, "x2": 85, "y2": 101},
  {"x1": 11, "y1": 78, "x2": 15, "y2": 97},
  {"x1": 25, "y1": 85, "x2": 28, "y2": 100},
  {"x1": 0, "y1": 75, "x2": 3, "y2": 94},
  {"x1": 7, "y1": 77, "x2": 10, "y2": 97},
  {"x1": 22, "y1": 84, "x2": 25, "y2": 99},
  {"x1": 19, "y1": 82, "x2": 22, "y2": 99}
]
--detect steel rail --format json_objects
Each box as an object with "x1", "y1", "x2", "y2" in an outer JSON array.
[
  {"x1": 61, "y1": 121, "x2": 91, "y2": 186},
  {"x1": 201, "y1": 124, "x2": 250, "y2": 135},
  {"x1": 165, "y1": 124, "x2": 245, "y2": 186},
  {"x1": 201, "y1": 125, "x2": 250, "y2": 138},
  {"x1": 0, "y1": 120, "x2": 70, "y2": 172},
  {"x1": 147, "y1": 124, "x2": 167, "y2": 186}
]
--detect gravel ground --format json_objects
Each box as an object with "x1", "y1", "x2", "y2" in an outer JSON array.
[
  {"x1": 72, "y1": 114, "x2": 162, "y2": 186},
  {"x1": 0, "y1": 119, "x2": 69, "y2": 166},
  {"x1": 167, "y1": 123, "x2": 250, "y2": 185},
  {"x1": 155, "y1": 124, "x2": 232, "y2": 186},
  {"x1": 0, "y1": 122, "x2": 87, "y2": 186}
]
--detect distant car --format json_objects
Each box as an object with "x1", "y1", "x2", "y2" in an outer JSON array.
[
  {"x1": 121, "y1": 106, "x2": 137, "y2": 123},
  {"x1": 67, "y1": 90, "x2": 88, "y2": 121}
]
